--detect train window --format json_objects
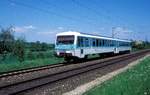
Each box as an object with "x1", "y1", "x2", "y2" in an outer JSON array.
[
  {"x1": 113, "y1": 41, "x2": 115, "y2": 46},
  {"x1": 108, "y1": 40, "x2": 110, "y2": 46},
  {"x1": 93, "y1": 39, "x2": 96, "y2": 47},
  {"x1": 100, "y1": 40, "x2": 102, "y2": 46},
  {"x1": 128, "y1": 42, "x2": 131, "y2": 46},
  {"x1": 100, "y1": 39, "x2": 103, "y2": 46},
  {"x1": 57, "y1": 35, "x2": 74, "y2": 45},
  {"x1": 77, "y1": 37, "x2": 81, "y2": 47},
  {"x1": 118, "y1": 41, "x2": 119, "y2": 46},
  {"x1": 119, "y1": 41, "x2": 121, "y2": 46},
  {"x1": 80, "y1": 37, "x2": 84, "y2": 47},
  {"x1": 77, "y1": 36, "x2": 84, "y2": 47},
  {"x1": 104, "y1": 40, "x2": 106, "y2": 46},
  {"x1": 96, "y1": 39, "x2": 99, "y2": 47},
  {"x1": 105, "y1": 40, "x2": 108, "y2": 46},
  {"x1": 99, "y1": 39, "x2": 101, "y2": 46},
  {"x1": 112, "y1": 41, "x2": 114, "y2": 46},
  {"x1": 85, "y1": 38, "x2": 89, "y2": 47},
  {"x1": 111, "y1": 40, "x2": 113, "y2": 46},
  {"x1": 102, "y1": 40, "x2": 104, "y2": 46},
  {"x1": 107, "y1": 40, "x2": 109, "y2": 46},
  {"x1": 111, "y1": 41, "x2": 113, "y2": 46},
  {"x1": 110, "y1": 40, "x2": 112, "y2": 46},
  {"x1": 103, "y1": 40, "x2": 105, "y2": 46}
]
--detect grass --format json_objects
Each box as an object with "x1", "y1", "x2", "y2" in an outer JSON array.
[
  {"x1": 0, "y1": 57, "x2": 63, "y2": 73},
  {"x1": 0, "y1": 50, "x2": 64, "y2": 73},
  {"x1": 84, "y1": 56, "x2": 150, "y2": 95}
]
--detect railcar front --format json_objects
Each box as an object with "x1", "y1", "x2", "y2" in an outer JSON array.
[{"x1": 55, "y1": 34, "x2": 77, "y2": 61}]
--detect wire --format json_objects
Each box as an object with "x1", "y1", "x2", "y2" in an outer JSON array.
[
  {"x1": 71, "y1": 0, "x2": 113, "y2": 23},
  {"x1": 40, "y1": 0, "x2": 99, "y2": 22},
  {"x1": 39, "y1": 0, "x2": 103, "y2": 27},
  {"x1": 8, "y1": 0, "x2": 81, "y2": 21},
  {"x1": 91, "y1": 0, "x2": 144, "y2": 28},
  {"x1": 8, "y1": 0, "x2": 100, "y2": 27}
]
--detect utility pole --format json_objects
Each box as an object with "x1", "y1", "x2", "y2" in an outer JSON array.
[{"x1": 112, "y1": 27, "x2": 116, "y2": 38}]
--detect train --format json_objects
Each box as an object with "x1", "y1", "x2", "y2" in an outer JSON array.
[{"x1": 55, "y1": 31, "x2": 131, "y2": 61}]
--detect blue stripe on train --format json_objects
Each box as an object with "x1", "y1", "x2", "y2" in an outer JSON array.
[{"x1": 55, "y1": 44, "x2": 75, "y2": 50}]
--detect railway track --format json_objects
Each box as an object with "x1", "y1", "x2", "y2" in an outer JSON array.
[
  {"x1": 0, "y1": 53, "x2": 115, "y2": 78},
  {"x1": 0, "y1": 49, "x2": 149, "y2": 95},
  {"x1": 0, "y1": 63, "x2": 65, "y2": 78}
]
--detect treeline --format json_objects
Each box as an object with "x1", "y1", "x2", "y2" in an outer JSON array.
[
  {"x1": 131, "y1": 40, "x2": 150, "y2": 49},
  {"x1": 0, "y1": 26, "x2": 54, "y2": 62},
  {"x1": 25, "y1": 41, "x2": 54, "y2": 52}
]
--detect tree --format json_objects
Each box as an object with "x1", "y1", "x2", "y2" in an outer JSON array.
[
  {"x1": 13, "y1": 38, "x2": 25, "y2": 62},
  {"x1": 30, "y1": 41, "x2": 41, "y2": 51},
  {"x1": 41, "y1": 42, "x2": 48, "y2": 51},
  {"x1": 0, "y1": 26, "x2": 15, "y2": 60},
  {"x1": 0, "y1": 26, "x2": 15, "y2": 53}
]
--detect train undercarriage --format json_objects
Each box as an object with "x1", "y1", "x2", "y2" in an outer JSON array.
[{"x1": 58, "y1": 50, "x2": 131, "y2": 62}]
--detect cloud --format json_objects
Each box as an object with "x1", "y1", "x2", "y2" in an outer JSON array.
[
  {"x1": 13, "y1": 25, "x2": 36, "y2": 33},
  {"x1": 37, "y1": 27, "x2": 65, "y2": 35},
  {"x1": 23, "y1": 25, "x2": 36, "y2": 29}
]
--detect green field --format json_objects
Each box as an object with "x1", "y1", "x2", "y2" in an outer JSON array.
[
  {"x1": 0, "y1": 50, "x2": 64, "y2": 73},
  {"x1": 84, "y1": 56, "x2": 150, "y2": 95}
]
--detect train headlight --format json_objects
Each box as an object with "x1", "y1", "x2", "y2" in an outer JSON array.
[{"x1": 66, "y1": 51, "x2": 71, "y2": 53}]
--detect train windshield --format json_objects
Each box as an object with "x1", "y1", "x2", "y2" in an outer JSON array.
[{"x1": 57, "y1": 35, "x2": 74, "y2": 45}]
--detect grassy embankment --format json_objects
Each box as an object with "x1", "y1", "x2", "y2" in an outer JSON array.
[
  {"x1": 0, "y1": 50, "x2": 63, "y2": 73},
  {"x1": 84, "y1": 56, "x2": 150, "y2": 95}
]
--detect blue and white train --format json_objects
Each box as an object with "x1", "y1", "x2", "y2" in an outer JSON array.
[{"x1": 55, "y1": 31, "x2": 131, "y2": 61}]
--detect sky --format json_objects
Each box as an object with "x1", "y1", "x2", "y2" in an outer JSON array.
[{"x1": 0, "y1": 0, "x2": 150, "y2": 43}]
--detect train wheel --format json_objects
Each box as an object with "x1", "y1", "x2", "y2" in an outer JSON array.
[
  {"x1": 73, "y1": 57, "x2": 80, "y2": 62},
  {"x1": 84, "y1": 55, "x2": 88, "y2": 59},
  {"x1": 64, "y1": 57, "x2": 72, "y2": 62}
]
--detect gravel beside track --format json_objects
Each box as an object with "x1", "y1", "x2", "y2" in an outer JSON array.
[{"x1": 0, "y1": 49, "x2": 149, "y2": 95}]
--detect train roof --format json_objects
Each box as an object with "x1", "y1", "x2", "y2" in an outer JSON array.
[{"x1": 56, "y1": 31, "x2": 131, "y2": 42}]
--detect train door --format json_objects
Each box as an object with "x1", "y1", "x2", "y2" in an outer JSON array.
[
  {"x1": 76, "y1": 36, "x2": 85, "y2": 58},
  {"x1": 114, "y1": 41, "x2": 119, "y2": 53}
]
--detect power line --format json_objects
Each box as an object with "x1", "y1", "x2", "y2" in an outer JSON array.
[
  {"x1": 92, "y1": 0, "x2": 145, "y2": 28},
  {"x1": 71, "y1": 0, "x2": 114, "y2": 24},
  {"x1": 8, "y1": 0, "x2": 101, "y2": 27},
  {"x1": 71, "y1": 0, "x2": 137, "y2": 28},
  {"x1": 39, "y1": 0, "x2": 101, "y2": 26},
  {"x1": 72, "y1": 0, "x2": 143, "y2": 38},
  {"x1": 8, "y1": 0, "x2": 81, "y2": 21}
]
